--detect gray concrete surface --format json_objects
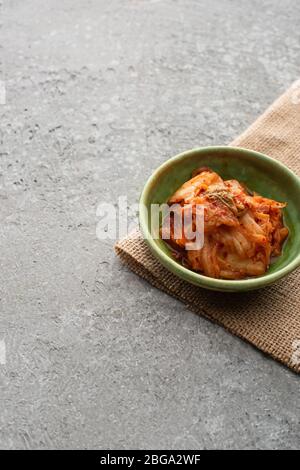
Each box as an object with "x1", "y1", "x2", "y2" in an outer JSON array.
[{"x1": 0, "y1": 0, "x2": 300, "y2": 450}]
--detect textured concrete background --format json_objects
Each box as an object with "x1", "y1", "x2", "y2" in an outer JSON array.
[{"x1": 0, "y1": 0, "x2": 300, "y2": 450}]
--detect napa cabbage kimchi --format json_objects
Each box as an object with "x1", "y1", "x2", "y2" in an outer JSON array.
[{"x1": 161, "y1": 167, "x2": 288, "y2": 280}]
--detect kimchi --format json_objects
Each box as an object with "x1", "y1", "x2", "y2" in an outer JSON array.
[{"x1": 161, "y1": 167, "x2": 289, "y2": 280}]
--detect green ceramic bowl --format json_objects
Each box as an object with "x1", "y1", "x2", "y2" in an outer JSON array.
[{"x1": 139, "y1": 146, "x2": 300, "y2": 292}]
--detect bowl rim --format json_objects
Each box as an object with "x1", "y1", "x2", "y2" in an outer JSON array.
[{"x1": 139, "y1": 145, "x2": 300, "y2": 291}]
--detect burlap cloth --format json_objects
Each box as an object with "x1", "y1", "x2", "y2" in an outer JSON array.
[{"x1": 115, "y1": 82, "x2": 300, "y2": 374}]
